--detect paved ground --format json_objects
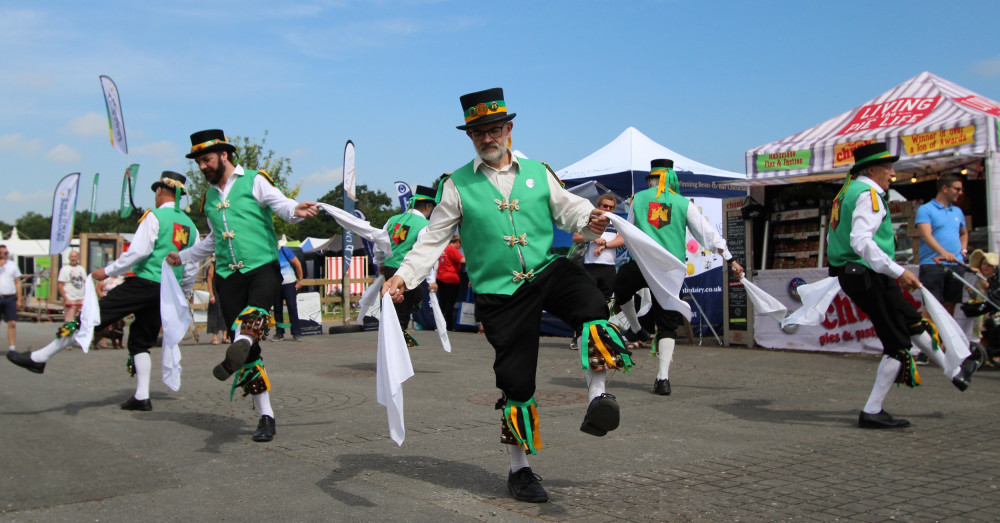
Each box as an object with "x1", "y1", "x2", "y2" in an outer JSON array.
[{"x1": 1, "y1": 321, "x2": 998, "y2": 522}]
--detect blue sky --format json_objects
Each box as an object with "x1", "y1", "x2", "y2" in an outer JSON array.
[{"x1": 2, "y1": 0, "x2": 999, "y2": 227}]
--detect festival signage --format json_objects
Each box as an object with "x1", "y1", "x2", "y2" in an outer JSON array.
[
  {"x1": 99, "y1": 75, "x2": 128, "y2": 156},
  {"x1": 836, "y1": 96, "x2": 940, "y2": 135},
  {"x1": 394, "y1": 181, "x2": 412, "y2": 211},
  {"x1": 833, "y1": 140, "x2": 876, "y2": 167},
  {"x1": 90, "y1": 173, "x2": 99, "y2": 223},
  {"x1": 50, "y1": 172, "x2": 80, "y2": 255},
  {"x1": 343, "y1": 140, "x2": 356, "y2": 275},
  {"x1": 900, "y1": 125, "x2": 975, "y2": 155},
  {"x1": 755, "y1": 149, "x2": 811, "y2": 171},
  {"x1": 954, "y1": 94, "x2": 1000, "y2": 117},
  {"x1": 119, "y1": 164, "x2": 138, "y2": 218}
]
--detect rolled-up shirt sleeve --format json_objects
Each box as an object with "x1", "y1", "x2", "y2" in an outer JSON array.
[
  {"x1": 105, "y1": 212, "x2": 157, "y2": 277},
  {"x1": 254, "y1": 175, "x2": 303, "y2": 224},
  {"x1": 395, "y1": 179, "x2": 461, "y2": 290}
]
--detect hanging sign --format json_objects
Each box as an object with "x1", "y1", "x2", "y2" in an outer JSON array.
[{"x1": 900, "y1": 125, "x2": 975, "y2": 155}]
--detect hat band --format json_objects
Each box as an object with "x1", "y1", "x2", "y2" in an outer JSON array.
[
  {"x1": 650, "y1": 167, "x2": 669, "y2": 176},
  {"x1": 464, "y1": 100, "x2": 507, "y2": 123},
  {"x1": 189, "y1": 138, "x2": 229, "y2": 154},
  {"x1": 158, "y1": 178, "x2": 185, "y2": 190},
  {"x1": 855, "y1": 151, "x2": 892, "y2": 165}
]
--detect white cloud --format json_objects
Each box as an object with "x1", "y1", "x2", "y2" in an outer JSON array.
[
  {"x1": 3, "y1": 189, "x2": 49, "y2": 202},
  {"x1": 44, "y1": 144, "x2": 81, "y2": 163},
  {"x1": 132, "y1": 140, "x2": 179, "y2": 157},
  {"x1": 302, "y1": 166, "x2": 343, "y2": 185},
  {"x1": 0, "y1": 133, "x2": 42, "y2": 156},
  {"x1": 973, "y1": 55, "x2": 1000, "y2": 77},
  {"x1": 62, "y1": 112, "x2": 107, "y2": 138}
]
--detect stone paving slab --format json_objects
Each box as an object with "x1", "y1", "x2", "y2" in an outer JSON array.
[{"x1": 0, "y1": 322, "x2": 998, "y2": 521}]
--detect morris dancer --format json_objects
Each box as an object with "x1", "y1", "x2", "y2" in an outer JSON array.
[
  {"x1": 382, "y1": 88, "x2": 630, "y2": 503},
  {"x1": 8, "y1": 172, "x2": 198, "y2": 411},
  {"x1": 167, "y1": 129, "x2": 319, "y2": 442},
  {"x1": 613, "y1": 159, "x2": 743, "y2": 395},
  {"x1": 827, "y1": 142, "x2": 976, "y2": 429}
]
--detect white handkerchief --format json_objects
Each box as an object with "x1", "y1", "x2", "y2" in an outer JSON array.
[
  {"x1": 920, "y1": 287, "x2": 970, "y2": 374},
  {"x1": 159, "y1": 260, "x2": 188, "y2": 391},
  {"x1": 317, "y1": 203, "x2": 393, "y2": 259},
  {"x1": 356, "y1": 275, "x2": 384, "y2": 324},
  {"x1": 428, "y1": 290, "x2": 452, "y2": 353},
  {"x1": 741, "y1": 276, "x2": 788, "y2": 322},
  {"x1": 606, "y1": 214, "x2": 691, "y2": 320},
  {"x1": 376, "y1": 293, "x2": 414, "y2": 446},
  {"x1": 782, "y1": 277, "x2": 842, "y2": 328},
  {"x1": 74, "y1": 277, "x2": 101, "y2": 353}
]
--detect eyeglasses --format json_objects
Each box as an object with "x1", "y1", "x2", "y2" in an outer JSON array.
[
  {"x1": 467, "y1": 125, "x2": 506, "y2": 141},
  {"x1": 949, "y1": 185, "x2": 964, "y2": 192}
]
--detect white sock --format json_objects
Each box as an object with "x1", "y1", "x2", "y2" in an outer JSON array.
[
  {"x1": 863, "y1": 356, "x2": 902, "y2": 414},
  {"x1": 8, "y1": 346, "x2": 14, "y2": 351},
  {"x1": 620, "y1": 300, "x2": 641, "y2": 333},
  {"x1": 656, "y1": 338, "x2": 675, "y2": 380},
  {"x1": 585, "y1": 369, "x2": 607, "y2": 401},
  {"x1": 133, "y1": 352, "x2": 151, "y2": 401},
  {"x1": 253, "y1": 390, "x2": 274, "y2": 418},
  {"x1": 31, "y1": 336, "x2": 74, "y2": 363},
  {"x1": 910, "y1": 332, "x2": 957, "y2": 377},
  {"x1": 509, "y1": 445, "x2": 530, "y2": 472}
]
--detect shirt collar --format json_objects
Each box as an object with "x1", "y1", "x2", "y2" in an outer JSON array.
[
  {"x1": 473, "y1": 150, "x2": 519, "y2": 174},
  {"x1": 156, "y1": 201, "x2": 178, "y2": 209},
  {"x1": 856, "y1": 175, "x2": 885, "y2": 196},
  {"x1": 929, "y1": 198, "x2": 950, "y2": 210}
]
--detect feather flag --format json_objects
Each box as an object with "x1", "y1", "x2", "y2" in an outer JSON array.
[
  {"x1": 343, "y1": 140, "x2": 356, "y2": 274},
  {"x1": 89, "y1": 173, "x2": 99, "y2": 223},
  {"x1": 49, "y1": 173, "x2": 80, "y2": 255},
  {"x1": 99, "y1": 75, "x2": 128, "y2": 156},
  {"x1": 119, "y1": 164, "x2": 138, "y2": 218},
  {"x1": 394, "y1": 181, "x2": 412, "y2": 211}
]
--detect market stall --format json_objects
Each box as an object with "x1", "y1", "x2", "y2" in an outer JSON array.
[{"x1": 741, "y1": 71, "x2": 1000, "y2": 352}]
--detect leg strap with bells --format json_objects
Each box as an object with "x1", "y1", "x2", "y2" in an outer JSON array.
[
  {"x1": 230, "y1": 358, "x2": 271, "y2": 400},
  {"x1": 580, "y1": 320, "x2": 633, "y2": 372},
  {"x1": 891, "y1": 349, "x2": 922, "y2": 388},
  {"x1": 231, "y1": 306, "x2": 276, "y2": 342},
  {"x1": 498, "y1": 396, "x2": 542, "y2": 455},
  {"x1": 56, "y1": 320, "x2": 79, "y2": 339}
]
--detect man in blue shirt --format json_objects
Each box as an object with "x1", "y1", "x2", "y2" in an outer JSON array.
[{"x1": 915, "y1": 173, "x2": 968, "y2": 316}]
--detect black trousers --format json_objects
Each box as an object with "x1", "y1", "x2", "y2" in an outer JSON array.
[
  {"x1": 383, "y1": 267, "x2": 423, "y2": 331},
  {"x1": 436, "y1": 281, "x2": 461, "y2": 331},
  {"x1": 215, "y1": 262, "x2": 282, "y2": 363},
  {"x1": 274, "y1": 282, "x2": 301, "y2": 337},
  {"x1": 476, "y1": 258, "x2": 607, "y2": 402},
  {"x1": 836, "y1": 266, "x2": 922, "y2": 356},
  {"x1": 584, "y1": 263, "x2": 616, "y2": 301},
  {"x1": 96, "y1": 276, "x2": 161, "y2": 356},
  {"x1": 612, "y1": 260, "x2": 683, "y2": 338}
]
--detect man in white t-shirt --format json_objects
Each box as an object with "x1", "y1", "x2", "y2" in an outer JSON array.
[
  {"x1": 0, "y1": 245, "x2": 22, "y2": 351},
  {"x1": 572, "y1": 194, "x2": 623, "y2": 301},
  {"x1": 57, "y1": 250, "x2": 87, "y2": 321}
]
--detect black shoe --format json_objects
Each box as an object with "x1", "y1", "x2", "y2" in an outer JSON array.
[
  {"x1": 213, "y1": 339, "x2": 252, "y2": 381},
  {"x1": 858, "y1": 410, "x2": 910, "y2": 429},
  {"x1": 507, "y1": 467, "x2": 548, "y2": 503},
  {"x1": 952, "y1": 355, "x2": 978, "y2": 391},
  {"x1": 580, "y1": 393, "x2": 620, "y2": 437},
  {"x1": 623, "y1": 328, "x2": 651, "y2": 346},
  {"x1": 653, "y1": 378, "x2": 671, "y2": 395},
  {"x1": 272, "y1": 335, "x2": 285, "y2": 342},
  {"x1": 120, "y1": 397, "x2": 152, "y2": 411},
  {"x1": 252, "y1": 415, "x2": 276, "y2": 442},
  {"x1": 6, "y1": 350, "x2": 45, "y2": 374}
]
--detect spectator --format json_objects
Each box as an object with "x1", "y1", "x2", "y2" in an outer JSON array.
[
  {"x1": 0, "y1": 245, "x2": 21, "y2": 351},
  {"x1": 272, "y1": 243, "x2": 304, "y2": 341},
  {"x1": 916, "y1": 173, "x2": 968, "y2": 316},
  {"x1": 205, "y1": 255, "x2": 229, "y2": 345},
  {"x1": 428, "y1": 235, "x2": 465, "y2": 330},
  {"x1": 57, "y1": 250, "x2": 87, "y2": 322}
]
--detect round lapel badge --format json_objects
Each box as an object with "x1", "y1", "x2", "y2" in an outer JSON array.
[{"x1": 526, "y1": 179, "x2": 535, "y2": 189}]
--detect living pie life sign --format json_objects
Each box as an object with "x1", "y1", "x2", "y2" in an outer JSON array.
[{"x1": 746, "y1": 72, "x2": 1000, "y2": 179}]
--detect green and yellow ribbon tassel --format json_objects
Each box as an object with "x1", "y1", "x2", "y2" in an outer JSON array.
[
  {"x1": 503, "y1": 397, "x2": 542, "y2": 454},
  {"x1": 230, "y1": 358, "x2": 271, "y2": 400}
]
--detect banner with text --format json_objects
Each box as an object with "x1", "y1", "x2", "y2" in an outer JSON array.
[
  {"x1": 343, "y1": 140, "x2": 356, "y2": 275},
  {"x1": 50, "y1": 172, "x2": 81, "y2": 255},
  {"x1": 900, "y1": 125, "x2": 975, "y2": 155},
  {"x1": 755, "y1": 149, "x2": 811, "y2": 171},
  {"x1": 99, "y1": 75, "x2": 128, "y2": 156},
  {"x1": 837, "y1": 96, "x2": 940, "y2": 135}
]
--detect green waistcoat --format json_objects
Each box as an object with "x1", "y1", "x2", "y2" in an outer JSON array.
[
  {"x1": 827, "y1": 180, "x2": 895, "y2": 268},
  {"x1": 631, "y1": 187, "x2": 690, "y2": 261},
  {"x1": 451, "y1": 158, "x2": 558, "y2": 295},
  {"x1": 132, "y1": 207, "x2": 197, "y2": 283},
  {"x1": 204, "y1": 170, "x2": 279, "y2": 278},
  {"x1": 383, "y1": 211, "x2": 430, "y2": 269}
]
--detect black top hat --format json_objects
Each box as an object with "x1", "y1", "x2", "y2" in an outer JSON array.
[
  {"x1": 185, "y1": 129, "x2": 237, "y2": 159},
  {"x1": 151, "y1": 171, "x2": 188, "y2": 196},
  {"x1": 850, "y1": 142, "x2": 899, "y2": 175},
  {"x1": 457, "y1": 88, "x2": 516, "y2": 130},
  {"x1": 412, "y1": 185, "x2": 438, "y2": 203},
  {"x1": 646, "y1": 158, "x2": 674, "y2": 179}
]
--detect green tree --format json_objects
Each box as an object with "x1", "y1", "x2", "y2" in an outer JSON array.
[
  {"x1": 184, "y1": 130, "x2": 300, "y2": 236},
  {"x1": 296, "y1": 184, "x2": 396, "y2": 240},
  {"x1": 75, "y1": 208, "x2": 147, "y2": 235},
  {"x1": 0, "y1": 220, "x2": 11, "y2": 238},
  {"x1": 14, "y1": 211, "x2": 51, "y2": 239}
]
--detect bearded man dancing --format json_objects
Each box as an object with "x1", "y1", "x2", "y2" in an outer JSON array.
[{"x1": 167, "y1": 129, "x2": 319, "y2": 442}]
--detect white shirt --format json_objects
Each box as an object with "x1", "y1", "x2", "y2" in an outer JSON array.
[
  {"x1": 848, "y1": 176, "x2": 905, "y2": 279},
  {"x1": 0, "y1": 260, "x2": 21, "y2": 295},
  {"x1": 584, "y1": 229, "x2": 620, "y2": 266},
  {"x1": 57, "y1": 264, "x2": 87, "y2": 301},
  {"x1": 104, "y1": 201, "x2": 201, "y2": 294},
  {"x1": 395, "y1": 152, "x2": 598, "y2": 290},
  {"x1": 180, "y1": 165, "x2": 303, "y2": 265},
  {"x1": 626, "y1": 195, "x2": 733, "y2": 261}
]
